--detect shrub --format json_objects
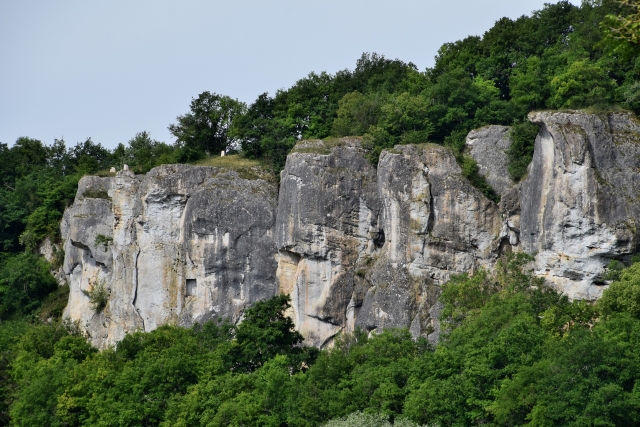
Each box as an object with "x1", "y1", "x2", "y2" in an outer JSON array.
[
  {"x1": 94, "y1": 234, "x2": 113, "y2": 252},
  {"x1": 82, "y1": 281, "x2": 109, "y2": 313},
  {"x1": 507, "y1": 122, "x2": 539, "y2": 182}
]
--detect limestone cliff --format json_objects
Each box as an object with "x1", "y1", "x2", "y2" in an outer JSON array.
[
  {"x1": 275, "y1": 140, "x2": 502, "y2": 346},
  {"x1": 520, "y1": 111, "x2": 640, "y2": 300},
  {"x1": 60, "y1": 111, "x2": 640, "y2": 348},
  {"x1": 62, "y1": 164, "x2": 278, "y2": 348},
  {"x1": 275, "y1": 139, "x2": 380, "y2": 347},
  {"x1": 468, "y1": 111, "x2": 640, "y2": 300}
]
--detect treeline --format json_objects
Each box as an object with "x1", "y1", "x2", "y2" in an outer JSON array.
[
  {"x1": 230, "y1": 0, "x2": 639, "y2": 173},
  {"x1": 3, "y1": 254, "x2": 640, "y2": 426}
]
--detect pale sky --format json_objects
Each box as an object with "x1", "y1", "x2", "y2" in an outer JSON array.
[{"x1": 0, "y1": 0, "x2": 580, "y2": 149}]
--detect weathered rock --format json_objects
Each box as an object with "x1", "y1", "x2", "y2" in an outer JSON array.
[
  {"x1": 38, "y1": 236, "x2": 66, "y2": 286},
  {"x1": 521, "y1": 111, "x2": 640, "y2": 300},
  {"x1": 466, "y1": 125, "x2": 515, "y2": 195},
  {"x1": 60, "y1": 110, "x2": 640, "y2": 349},
  {"x1": 356, "y1": 144, "x2": 502, "y2": 342},
  {"x1": 62, "y1": 164, "x2": 278, "y2": 348},
  {"x1": 275, "y1": 141, "x2": 503, "y2": 346},
  {"x1": 275, "y1": 139, "x2": 380, "y2": 347}
]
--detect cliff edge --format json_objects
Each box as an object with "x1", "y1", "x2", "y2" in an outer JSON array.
[{"x1": 60, "y1": 111, "x2": 640, "y2": 347}]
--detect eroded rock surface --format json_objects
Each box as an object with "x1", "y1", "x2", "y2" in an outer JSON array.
[
  {"x1": 520, "y1": 111, "x2": 640, "y2": 300},
  {"x1": 275, "y1": 140, "x2": 502, "y2": 346},
  {"x1": 61, "y1": 110, "x2": 640, "y2": 348},
  {"x1": 62, "y1": 164, "x2": 278, "y2": 348},
  {"x1": 357, "y1": 144, "x2": 502, "y2": 342},
  {"x1": 466, "y1": 125, "x2": 515, "y2": 195},
  {"x1": 275, "y1": 139, "x2": 380, "y2": 347}
]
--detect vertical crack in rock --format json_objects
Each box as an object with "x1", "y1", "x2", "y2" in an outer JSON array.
[
  {"x1": 130, "y1": 246, "x2": 146, "y2": 332},
  {"x1": 426, "y1": 185, "x2": 435, "y2": 235}
]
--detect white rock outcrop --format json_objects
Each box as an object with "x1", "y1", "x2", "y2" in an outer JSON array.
[
  {"x1": 519, "y1": 111, "x2": 640, "y2": 300},
  {"x1": 62, "y1": 164, "x2": 278, "y2": 348}
]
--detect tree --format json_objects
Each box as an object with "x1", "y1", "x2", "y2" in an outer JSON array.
[
  {"x1": 507, "y1": 122, "x2": 539, "y2": 182},
  {"x1": 168, "y1": 91, "x2": 246, "y2": 161},
  {"x1": 601, "y1": 0, "x2": 640, "y2": 56},
  {"x1": 230, "y1": 294, "x2": 305, "y2": 372},
  {"x1": 548, "y1": 60, "x2": 618, "y2": 109},
  {"x1": 332, "y1": 91, "x2": 384, "y2": 137},
  {"x1": 69, "y1": 138, "x2": 112, "y2": 175},
  {"x1": 0, "y1": 253, "x2": 57, "y2": 318}
]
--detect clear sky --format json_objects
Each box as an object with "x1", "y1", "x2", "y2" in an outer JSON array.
[{"x1": 0, "y1": 0, "x2": 580, "y2": 150}]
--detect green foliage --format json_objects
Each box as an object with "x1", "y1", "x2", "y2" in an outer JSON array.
[
  {"x1": 5, "y1": 2, "x2": 640, "y2": 425},
  {"x1": 622, "y1": 80, "x2": 640, "y2": 114},
  {"x1": 322, "y1": 411, "x2": 424, "y2": 427},
  {"x1": 284, "y1": 329, "x2": 428, "y2": 426},
  {"x1": 82, "y1": 281, "x2": 109, "y2": 313},
  {"x1": 117, "y1": 131, "x2": 179, "y2": 173},
  {"x1": 459, "y1": 156, "x2": 500, "y2": 203},
  {"x1": 0, "y1": 320, "x2": 30, "y2": 426},
  {"x1": 600, "y1": 0, "x2": 640, "y2": 57},
  {"x1": 37, "y1": 284, "x2": 69, "y2": 322},
  {"x1": 169, "y1": 91, "x2": 247, "y2": 162},
  {"x1": 598, "y1": 261, "x2": 640, "y2": 318},
  {"x1": 230, "y1": 0, "x2": 639, "y2": 179},
  {"x1": 93, "y1": 234, "x2": 112, "y2": 252},
  {"x1": 507, "y1": 121, "x2": 539, "y2": 182},
  {"x1": 234, "y1": 53, "x2": 417, "y2": 171},
  {"x1": 332, "y1": 91, "x2": 384, "y2": 137},
  {"x1": 0, "y1": 253, "x2": 58, "y2": 319},
  {"x1": 549, "y1": 59, "x2": 618, "y2": 109},
  {"x1": 230, "y1": 293, "x2": 311, "y2": 372},
  {"x1": 489, "y1": 316, "x2": 640, "y2": 426},
  {"x1": 440, "y1": 130, "x2": 501, "y2": 202},
  {"x1": 604, "y1": 258, "x2": 626, "y2": 281},
  {"x1": 7, "y1": 261, "x2": 640, "y2": 426},
  {"x1": 510, "y1": 56, "x2": 548, "y2": 112},
  {"x1": 7, "y1": 321, "x2": 91, "y2": 427}
]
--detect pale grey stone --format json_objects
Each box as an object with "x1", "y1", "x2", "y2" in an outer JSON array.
[
  {"x1": 466, "y1": 125, "x2": 515, "y2": 195},
  {"x1": 62, "y1": 164, "x2": 278, "y2": 348}
]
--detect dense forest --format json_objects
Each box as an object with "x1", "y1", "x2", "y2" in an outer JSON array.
[{"x1": 1, "y1": 0, "x2": 640, "y2": 425}]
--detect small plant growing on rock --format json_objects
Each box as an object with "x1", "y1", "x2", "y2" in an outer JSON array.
[
  {"x1": 604, "y1": 259, "x2": 625, "y2": 281},
  {"x1": 82, "y1": 189, "x2": 111, "y2": 200},
  {"x1": 82, "y1": 280, "x2": 109, "y2": 313},
  {"x1": 94, "y1": 234, "x2": 113, "y2": 252}
]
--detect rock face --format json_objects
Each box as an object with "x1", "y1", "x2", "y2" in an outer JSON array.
[
  {"x1": 520, "y1": 111, "x2": 640, "y2": 300},
  {"x1": 466, "y1": 125, "x2": 515, "y2": 195},
  {"x1": 275, "y1": 139, "x2": 380, "y2": 347},
  {"x1": 356, "y1": 144, "x2": 502, "y2": 342},
  {"x1": 61, "y1": 111, "x2": 640, "y2": 348},
  {"x1": 62, "y1": 164, "x2": 278, "y2": 348},
  {"x1": 275, "y1": 140, "x2": 502, "y2": 346}
]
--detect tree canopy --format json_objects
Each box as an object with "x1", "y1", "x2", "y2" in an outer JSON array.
[{"x1": 168, "y1": 91, "x2": 246, "y2": 161}]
